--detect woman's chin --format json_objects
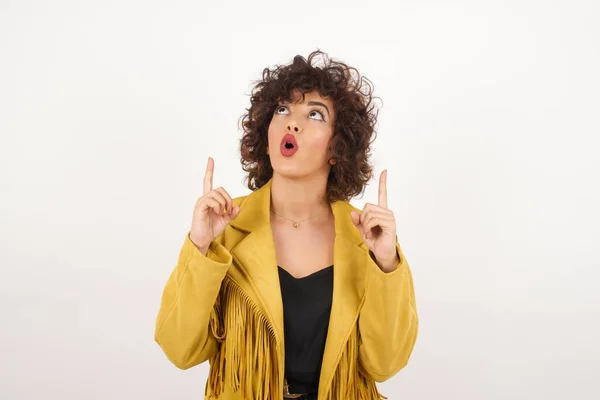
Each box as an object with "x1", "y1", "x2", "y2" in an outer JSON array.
[
  {"x1": 271, "y1": 162, "x2": 308, "y2": 177},
  {"x1": 273, "y1": 167, "x2": 304, "y2": 178}
]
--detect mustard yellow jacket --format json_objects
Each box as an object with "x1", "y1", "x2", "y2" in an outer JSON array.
[{"x1": 154, "y1": 178, "x2": 418, "y2": 400}]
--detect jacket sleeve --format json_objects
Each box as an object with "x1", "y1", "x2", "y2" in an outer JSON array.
[
  {"x1": 154, "y1": 233, "x2": 232, "y2": 370},
  {"x1": 357, "y1": 240, "x2": 419, "y2": 382}
]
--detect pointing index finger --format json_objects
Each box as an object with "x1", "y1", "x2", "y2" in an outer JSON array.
[
  {"x1": 203, "y1": 157, "x2": 214, "y2": 195},
  {"x1": 378, "y1": 169, "x2": 388, "y2": 209}
]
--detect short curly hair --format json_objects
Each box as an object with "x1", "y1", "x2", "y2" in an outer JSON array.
[{"x1": 239, "y1": 50, "x2": 380, "y2": 203}]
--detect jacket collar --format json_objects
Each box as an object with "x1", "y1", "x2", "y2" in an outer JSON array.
[
  {"x1": 230, "y1": 177, "x2": 365, "y2": 245},
  {"x1": 228, "y1": 178, "x2": 371, "y2": 395}
]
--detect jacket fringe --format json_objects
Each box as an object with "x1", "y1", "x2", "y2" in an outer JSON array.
[
  {"x1": 322, "y1": 326, "x2": 387, "y2": 400},
  {"x1": 206, "y1": 276, "x2": 386, "y2": 400},
  {"x1": 207, "y1": 277, "x2": 281, "y2": 399}
]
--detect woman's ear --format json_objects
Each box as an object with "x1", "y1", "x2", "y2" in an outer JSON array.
[{"x1": 327, "y1": 143, "x2": 336, "y2": 165}]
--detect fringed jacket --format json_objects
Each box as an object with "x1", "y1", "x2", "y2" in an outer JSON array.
[{"x1": 154, "y1": 178, "x2": 419, "y2": 400}]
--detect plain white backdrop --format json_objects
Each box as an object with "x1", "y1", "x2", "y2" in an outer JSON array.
[{"x1": 1, "y1": 0, "x2": 599, "y2": 399}]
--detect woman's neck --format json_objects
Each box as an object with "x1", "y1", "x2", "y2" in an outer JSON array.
[{"x1": 270, "y1": 173, "x2": 330, "y2": 221}]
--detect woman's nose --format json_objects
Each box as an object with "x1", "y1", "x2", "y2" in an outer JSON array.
[{"x1": 287, "y1": 124, "x2": 299, "y2": 132}]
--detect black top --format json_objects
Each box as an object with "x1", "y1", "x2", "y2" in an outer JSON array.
[{"x1": 278, "y1": 265, "x2": 334, "y2": 396}]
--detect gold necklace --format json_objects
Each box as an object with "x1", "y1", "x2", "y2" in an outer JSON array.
[{"x1": 270, "y1": 207, "x2": 328, "y2": 228}]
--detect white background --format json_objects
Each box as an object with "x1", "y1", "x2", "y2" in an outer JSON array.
[{"x1": 1, "y1": 0, "x2": 599, "y2": 399}]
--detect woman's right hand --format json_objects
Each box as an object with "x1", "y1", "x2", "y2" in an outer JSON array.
[{"x1": 189, "y1": 157, "x2": 240, "y2": 254}]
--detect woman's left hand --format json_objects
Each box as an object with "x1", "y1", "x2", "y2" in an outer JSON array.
[{"x1": 350, "y1": 169, "x2": 400, "y2": 273}]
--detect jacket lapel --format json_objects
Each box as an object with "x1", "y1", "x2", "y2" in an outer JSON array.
[
  {"x1": 227, "y1": 178, "x2": 370, "y2": 397},
  {"x1": 228, "y1": 179, "x2": 285, "y2": 346},
  {"x1": 317, "y1": 201, "x2": 369, "y2": 397}
]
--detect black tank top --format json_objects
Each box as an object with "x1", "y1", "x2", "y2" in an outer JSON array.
[{"x1": 277, "y1": 265, "x2": 334, "y2": 396}]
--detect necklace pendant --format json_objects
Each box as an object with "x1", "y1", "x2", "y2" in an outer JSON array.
[{"x1": 293, "y1": 222, "x2": 299, "y2": 228}]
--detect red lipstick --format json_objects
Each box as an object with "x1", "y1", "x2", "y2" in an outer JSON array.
[{"x1": 280, "y1": 133, "x2": 298, "y2": 157}]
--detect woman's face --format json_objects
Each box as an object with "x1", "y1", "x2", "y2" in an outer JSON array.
[{"x1": 267, "y1": 89, "x2": 336, "y2": 179}]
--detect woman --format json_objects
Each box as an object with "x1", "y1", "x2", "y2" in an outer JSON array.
[{"x1": 154, "y1": 51, "x2": 418, "y2": 400}]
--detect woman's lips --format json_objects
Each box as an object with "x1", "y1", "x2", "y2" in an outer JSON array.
[{"x1": 280, "y1": 133, "x2": 298, "y2": 157}]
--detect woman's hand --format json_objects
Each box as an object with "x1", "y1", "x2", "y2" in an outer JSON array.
[
  {"x1": 350, "y1": 170, "x2": 400, "y2": 273},
  {"x1": 189, "y1": 157, "x2": 240, "y2": 254}
]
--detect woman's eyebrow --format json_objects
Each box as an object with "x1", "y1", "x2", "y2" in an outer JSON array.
[{"x1": 307, "y1": 101, "x2": 330, "y2": 116}]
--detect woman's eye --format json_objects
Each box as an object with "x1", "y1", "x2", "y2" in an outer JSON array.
[
  {"x1": 275, "y1": 106, "x2": 288, "y2": 114},
  {"x1": 308, "y1": 110, "x2": 325, "y2": 121}
]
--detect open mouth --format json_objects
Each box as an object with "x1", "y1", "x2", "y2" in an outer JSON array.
[{"x1": 280, "y1": 133, "x2": 298, "y2": 156}]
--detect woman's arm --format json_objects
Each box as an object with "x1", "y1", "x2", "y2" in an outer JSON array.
[
  {"x1": 357, "y1": 241, "x2": 418, "y2": 382},
  {"x1": 154, "y1": 233, "x2": 231, "y2": 369}
]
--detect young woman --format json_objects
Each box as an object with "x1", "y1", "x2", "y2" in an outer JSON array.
[{"x1": 154, "y1": 51, "x2": 418, "y2": 400}]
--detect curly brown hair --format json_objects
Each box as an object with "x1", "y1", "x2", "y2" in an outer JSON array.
[{"x1": 239, "y1": 50, "x2": 380, "y2": 203}]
